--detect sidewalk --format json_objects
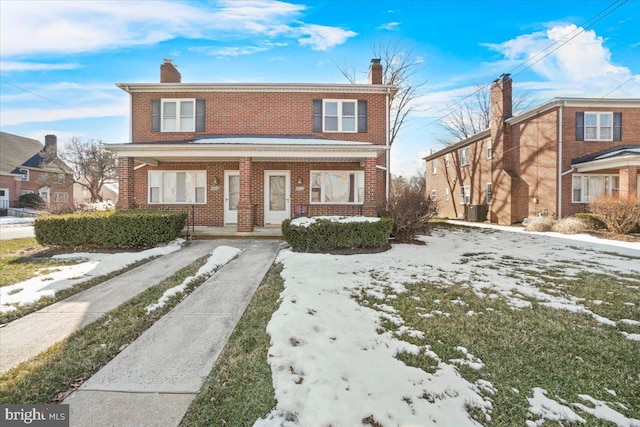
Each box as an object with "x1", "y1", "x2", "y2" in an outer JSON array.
[
  {"x1": 0, "y1": 240, "x2": 219, "y2": 374},
  {"x1": 64, "y1": 240, "x2": 282, "y2": 426}
]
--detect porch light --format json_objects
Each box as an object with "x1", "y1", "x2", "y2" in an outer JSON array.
[
  {"x1": 213, "y1": 176, "x2": 220, "y2": 185},
  {"x1": 297, "y1": 176, "x2": 303, "y2": 185}
]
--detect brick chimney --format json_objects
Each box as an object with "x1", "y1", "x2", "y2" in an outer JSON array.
[
  {"x1": 160, "y1": 58, "x2": 181, "y2": 83},
  {"x1": 44, "y1": 134, "x2": 57, "y2": 153},
  {"x1": 368, "y1": 58, "x2": 383, "y2": 84},
  {"x1": 490, "y1": 74, "x2": 513, "y2": 171}
]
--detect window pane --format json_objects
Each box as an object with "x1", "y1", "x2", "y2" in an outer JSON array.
[
  {"x1": 150, "y1": 187, "x2": 159, "y2": 203},
  {"x1": 195, "y1": 187, "x2": 205, "y2": 203},
  {"x1": 587, "y1": 176, "x2": 606, "y2": 202},
  {"x1": 342, "y1": 117, "x2": 355, "y2": 132},
  {"x1": 228, "y1": 175, "x2": 239, "y2": 211},
  {"x1": 180, "y1": 118, "x2": 193, "y2": 131},
  {"x1": 176, "y1": 172, "x2": 187, "y2": 202},
  {"x1": 163, "y1": 102, "x2": 176, "y2": 116},
  {"x1": 195, "y1": 172, "x2": 206, "y2": 187},
  {"x1": 357, "y1": 172, "x2": 364, "y2": 203},
  {"x1": 599, "y1": 114, "x2": 611, "y2": 126},
  {"x1": 600, "y1": 127, "x2": 612, "y2": 140},
  {"x1": 269, "y1": 176, "x2": 286, "y2": 211},
  {"x1": 149, "y1": 172, "x2": 160, "y2": 187},
  {"x1": 324, "y1": 173, "x2": 350, "y2": 203},
  {"x1": 163, "y1": 172, "x2": 176, "y2": 202},
  {"x1": 311, "y1": 188, "x2": 321, "y2": 203},
  {"x1": 163, "y1": 118, "x2": 176, "y2": 131},
  {"x1": 325, "y1": 102, "x2": 338, "y2": 116},
  {"x1": 325, "y1": 117, "x2": 338, "y2": 131},
  {"x1": 585, "y1": 127, "x2": 597, "y2": 140},
  {"x1": 585, "y1": 113, "x2": 597, "y2": 126},
  {"x1": 180, "y1": 101, "x2": 193, "y2": 117},
  {"x1": 342, "y1": 102, "x2": 355, "y2": 116}
]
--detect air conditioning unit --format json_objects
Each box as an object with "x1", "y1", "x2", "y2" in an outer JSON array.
[{"x1": 468, "y1": 204, "x2": 488, "y2": 222}]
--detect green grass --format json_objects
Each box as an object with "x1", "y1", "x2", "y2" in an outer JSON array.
[
  {"x1": 0, "y1": 255, "x2": 212, "y2": 404},
  {"x1": 356, "y1": 274, "x2": 640, "y2": 426},
  {"x1": 180, "y1": 264, "x2": 283, "y2": 426},
  {"x1": 0, "y1": 238, "x2": 78, "y2": 288}
]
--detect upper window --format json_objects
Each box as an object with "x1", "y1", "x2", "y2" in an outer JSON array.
[
  {"x1": 430, "y1": 189, "x2": 437, "y2": 201},
  {"x1": 577, "y1": 112, "x2": 621, "y2": 141},
  {"x1": 487, "y1": 141, "x2": 492, "y2": 159},
  {"x1": 445, "y1": 153, "x2": 450, "y2": 167},
  {"x1": 19, "y1": 168, "x2": 29, "y2": 181},
  {"x1": 162, "y1": 99, "x2": 195, "y2": 132},
  {"x1": 149, "y1": 170, "x2": 206, "y2": 204},
  {"x1": 445, "y1": 188, "x2": 450, "y2": 201},
  {"x1": 431, "y1": 160, "x2": 437, "y2": 175},
  {"x1": 460, "y1": 147, "x2": 470, "y2": 166},
  {"x1": 323, "y1": 100, "x2": 357, "y2": 132},
  {"x1": 310, "y1": 171, "x2": 364, "y2": 204},
  {"x1": 572, "y1": 174, "x2": 619, "y2": 203}
]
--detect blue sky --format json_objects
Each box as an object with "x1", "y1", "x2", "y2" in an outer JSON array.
[{"x1": 1, "y1": 0, "x2": 638, "y2": 176}]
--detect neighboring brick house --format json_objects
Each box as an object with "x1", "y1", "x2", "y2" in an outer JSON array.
[
  {"x1": 424, "y1": 75, "x2": 640, "y2": 224},
  {"x1": 0, "y1": 133, "x2": 74, "y2": 210},
  {"x1": 109, "y1": 59, "x2": 396, "y2": 231}
]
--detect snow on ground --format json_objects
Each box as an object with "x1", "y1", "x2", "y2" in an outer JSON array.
[
  {"x1": 0, "y1": 239, "x2": 184, "y2": 313},
  {"x1": 145, "y1": 245, "x2": 241, "y2": 313},
  {"x1": 0, "y1": 216, "x2": 36, "y2": 226},
  {"x1": 256, "y1": 226, "x2": 640, "y2": 427}
]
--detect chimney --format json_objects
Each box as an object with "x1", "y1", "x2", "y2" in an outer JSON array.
[
  {"x1": 368, "y1": 58, "x2": 383, "y2": 85},
  {"x1": 491, "y1": 73, "x2": 512, "y2": 122},
  {"x1": 490, "y1": 74, "x2": 513, "y2": 171},
  {"x1": 44, "y1": 134, "x2": 57, "y2": 153},
  {"x1": 160, "y1": 58, "x2": 181, "y2": 83}
]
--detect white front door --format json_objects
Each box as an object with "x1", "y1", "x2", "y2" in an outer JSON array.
[
  {"x1": 224, "y1": 171, "x2": 240, "y2": 224},
  {"x1": 0, "y1": 188, "x2": 9, "y2": 209},
  {"x1": 264, "y1": 171, "x2": 290, "y2": 224}
]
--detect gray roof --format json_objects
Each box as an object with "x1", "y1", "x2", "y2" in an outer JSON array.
[{"x1": 0, "y1": 132, "x2": 43, "y2": 175}]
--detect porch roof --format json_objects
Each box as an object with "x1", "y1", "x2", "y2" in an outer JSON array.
[
  {"x1": 106, "y1": 136, "x2": 387, "y2": 164},
  {"x1": 571, "y1": 145, "x2": 640, "y2": 172}
]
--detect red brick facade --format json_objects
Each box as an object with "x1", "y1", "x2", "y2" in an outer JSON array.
[
  {"x1": 113, "y1": 60, "x2": 395, "y2": 230},
  {"x1": 426, "y1": 76, "x2": 640, "y2": 224}
]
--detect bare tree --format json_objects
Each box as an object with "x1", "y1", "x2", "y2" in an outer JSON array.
[
  {"x1": 337, "y1": 39, "x2": 427, "y2": 146},
  {"x1": 57, "y1": 137, "x2": 118, "y2": 202}
]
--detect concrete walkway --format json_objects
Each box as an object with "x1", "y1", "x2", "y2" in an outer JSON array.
[
  {"x1": 0, "y1": 240, "x2": 218, "y2": 374},
  {"x1": 64, "y1": 240, "x2": 282, "y2": 427}
]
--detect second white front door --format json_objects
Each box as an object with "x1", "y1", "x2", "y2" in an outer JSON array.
[
  {"x1": 224, "y1": 171, "x2": 240, "y2": 224},
  {"x1": 264, "y1": 171, "x2": 290, "y2": 224}
]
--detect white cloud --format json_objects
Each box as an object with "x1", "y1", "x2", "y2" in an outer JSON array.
[
  {"x1": 378, "y1": 21, "x2": 401, "y2": 31},
  {"x1": 297, "y1": 24, "x2": 357, "y2": 51},
  {"x1": 0, "y1": 61, "x2": 81, "y2": 72},
  {"x1": 0, "y1": 0, "x2": 354, "y2": 58},
  {"x1": 190, "y1": 42, "x2": 288, "y2": 58}
]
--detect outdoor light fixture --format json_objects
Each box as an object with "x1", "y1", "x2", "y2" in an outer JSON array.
[
  {"x1": 213, "y1": 177, "x2": 220, "y2": 185},
  {"x1": 297, "y1": 176, "x2": 303, "y2": 185}
]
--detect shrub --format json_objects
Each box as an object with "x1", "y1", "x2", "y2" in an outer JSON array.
[
  {"x1": 551, "y1": 217, "x2": 589, "y2": 234},
  {"x1": 524, "y1": 216, "x2": 556, "y2": 232},
  {"x1": 575, "y1": 212, "x2": 606, "y2": 230},
  {"x1": 379, "y1": 175, "x2": 439, "y2": 243},
  {"x1": 18, "y1": 193, "x2": 45, "y2": 209},
  {"x1": 35, "y1": 209, "x2": 186, "y2": 248},
  {"x1": 589, "y1": 195, "x2": 640, "y2": 234},
  {"x1": 282, "y1": 217, "x2": 394, "y2": 253}
]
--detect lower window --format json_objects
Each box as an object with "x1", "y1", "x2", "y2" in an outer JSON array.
[
  {"x1": 310, "y1": 171, "x2": 364, "y2": 204},
  {"x1": 54, "y1": 192, "x2": 69, "y2": 203},
  {"x1": 460, "y1": 185, "x2": 470, "y2": 205},
  {"x1": 572, "y1": 174, "x2": 619, "y2": 203},
  {"x1": 149, "y1": 170, "x2": 206, "y2": 204}
]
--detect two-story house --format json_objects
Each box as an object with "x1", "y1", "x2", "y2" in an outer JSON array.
[
  {"x1": 0, "y1": 133, "x2": 74, "y2": 210},
  {"x1": 109, "y1": 59, "x2": 397, "y2": 231},
  {"x1": 424, "y1": 74, "x2": 639, "y2": 224}
]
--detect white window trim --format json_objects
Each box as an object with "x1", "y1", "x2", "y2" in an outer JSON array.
[
  {"x1": 445, "y1": 188, "x2": 450, "y2": 201},
  {"x1": 571, "y1": 174, "x2": 619, "y2": 203},
  {"x1": 430, "y1": 189, "x2": 437, "y2": 201},
  {"x1": 54, "y1": 192, "x2": 69, "y2": 203},
  {"x1": 486, "y1": 182, "x2": 492, "y2": 203},
  {"x1": 460, "y1": 185, "x2": 470, "y2": 205},
  {"x1": 487, "y1": 141, "x2": 492, "y2": 159},
  {"x1": 322, "y1": 99, "x2": 357, "y2": 133},
  {"x1": 148, "y1": 170, "x2": 207, "y2": 204},
  {"x1": 309, "y1": 170, "x2": 364, "y2": 205},
  {"x1": 584, "y1": 112, "x2": 613, "y2": 142},
  {"x1": 19, "y1": 168, "x2": 29, "y2": 181},
  {"x1": 460, "y1": 147, "x2": 470, "y2": 166},
  {"x1": 161, "y1": 98, "x2": 195, "y2": 132},
  {"x1": 445, "y1": 153, "x2": 450, "y2": 167},
  {"x1": 432, "y1": 160, "x2": 437, "y2": 175}
]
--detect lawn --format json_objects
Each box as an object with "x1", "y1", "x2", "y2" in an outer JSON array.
[{"x1": 240, "y1": 224, "x2": 639, "y2": 426}]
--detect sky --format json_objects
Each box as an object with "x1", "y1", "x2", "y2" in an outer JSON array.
[{"x1": 1, "y1": 0, "x2": 639, "y2": 176}]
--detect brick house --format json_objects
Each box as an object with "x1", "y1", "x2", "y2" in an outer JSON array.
[
  {"x1": 424, "y1": 75, "x2": 640, "y2": 224},
  {"x1": 109, "y1": 59, "x2": 396, "y2": 231},
  {"x1": 0, "y1": 133, "x2": 74, "y2": 210}
]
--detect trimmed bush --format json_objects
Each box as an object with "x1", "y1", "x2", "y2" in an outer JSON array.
[
  {"x1": 35, "y1": 210, "x2": 186, "y2": 248},
  {"x1": 551, "y1": 217, "x2": 589, "y2": 234},
  {"x1": 575, "y1": 212, "x2": 606, "y2": 230},
  {"x1": 589, "y1": 195, "x2": 640, "y2": 234},
  {"x1": 282, "y1": 217, "x2": 394, "y2": 253},
  {"x1": 18, "y1": 193, "x2": 45, "y2": 209},
  {"x1": 524, "y1": 216, "x2": 556, "y2": 232}
]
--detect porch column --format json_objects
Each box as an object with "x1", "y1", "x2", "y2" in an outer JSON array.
[
  {"x1": 237, "y1": 157, "x2": 254, "y2": 232},
  {"x1": 362, "y1": 157, "x2": 378, "y2": 217},
  {"x1": 619, "y1": 166, "x2": 638, "y2": 197},
  {"x1": 116, "y1": 157, "x2": 135, "y2": 210}
]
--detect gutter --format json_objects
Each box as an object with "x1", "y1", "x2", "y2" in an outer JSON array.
[
  {"x1": 386, "y1": 87, "x2": 390, "y2": 199},
  {"x1": 557, "y1": 103, "x2": 563, "y2": 219}
]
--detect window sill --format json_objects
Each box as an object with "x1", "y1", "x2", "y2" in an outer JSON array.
[
  {"x1": 148, "y1": 202, "x2": 207, "y2": 205},
  {"x1": 309, "y1": 202, "x2": 364, "y2": 206}
]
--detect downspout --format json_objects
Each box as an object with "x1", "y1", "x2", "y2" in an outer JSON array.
[
  {"x1": 557, "y1": 103, "x2": 563, "y2": 219},
  {"x1": 127, "y1": 86, "x2": 132, "y2": 142},
  {"x1": 385, "y1": 87, "x2": 391, "y2": 200}
]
